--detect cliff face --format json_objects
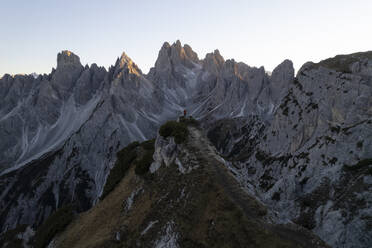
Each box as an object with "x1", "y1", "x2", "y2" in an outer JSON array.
[
  {"x1": 208, "y1": 54, "x2": 372, "y2": 248},
  {"x1": 0, "y1": 42, "x2": 371, "y2": 248}
]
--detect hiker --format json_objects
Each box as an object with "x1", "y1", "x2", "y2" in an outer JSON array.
[{"x1": 184, "y1": 109, "x2": 187, "y2": 117}]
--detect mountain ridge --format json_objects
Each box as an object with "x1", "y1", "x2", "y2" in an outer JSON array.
[
  {"x1": 0, "y1": 41, "x2": 371, "y2": 248},
  {"x1": 51, "y1": 125, "x2": 329, "y2": 248}
]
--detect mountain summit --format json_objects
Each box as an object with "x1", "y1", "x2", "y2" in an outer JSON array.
[{"x1": 154, "y1": 40, "x2": 199, "y2": 72}]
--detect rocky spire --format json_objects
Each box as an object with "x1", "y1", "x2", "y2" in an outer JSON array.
[
  {"x1": 114, "y1": 52, "x2": 142, "y2": 76},
  {"x1": 270, "y1": 59, "x2": 294, "y2": 104},
  {"x1": 154, "y1": 42, "x2": 172, "y2": 72},
  {"x1": 57, "y1": 50, "x2": 82, "y2": 69}
]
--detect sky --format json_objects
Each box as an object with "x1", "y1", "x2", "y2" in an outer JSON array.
[{"x1": 1, "y1": 0, "x2": 372, "y2": 76}]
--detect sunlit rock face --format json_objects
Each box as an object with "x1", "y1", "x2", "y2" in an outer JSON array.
[{"x1": 1, "y1": 42, "x2": 370, "y2": 248}]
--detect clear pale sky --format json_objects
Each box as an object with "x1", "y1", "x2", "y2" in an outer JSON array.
[{"x1": 1, "y1": 0, "x2": 372, "y2": 76}]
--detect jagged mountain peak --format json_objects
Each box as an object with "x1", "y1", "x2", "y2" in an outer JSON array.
[
  {"x1": 57, "y1": 50, "x2": 82, "y2": 69},
  {"x1": 270, "y1": 59, "x2": 294, "y2": 81},
  {"x1": 202, "y1": 49, "x2": 225, "y2": 74},
  {"x1": 210, "y1": 49, "x2": 224, "y2": 62},
  {"x1": 161, "y1": 41, "x2": 171, "y2": 49},
  {"x1": 269, "y1": 59, "x2": 295, "y2": 104},
  {"x1": 114, "y1": 51, "x2": 142, "y2": 76},
  {"x1": 274, "y1": 59, "x2": 293, "y2": 70},
  {"x1": 220, "y1": 59, "x2": 262, "y2": 81},
  {"x1": 119, "y1": 51, "x2": 134, "y2": 65},
  {"x1": 154, "y1": 40, "x2": 200, "y2": 71}
]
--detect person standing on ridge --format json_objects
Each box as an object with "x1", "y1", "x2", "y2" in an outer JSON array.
[{"x1": 184, "y1": 109, "x2": 187, "y2": 117}]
